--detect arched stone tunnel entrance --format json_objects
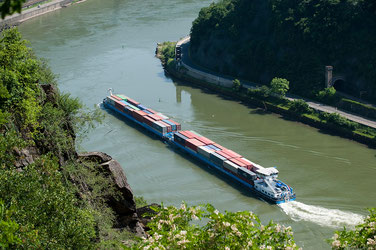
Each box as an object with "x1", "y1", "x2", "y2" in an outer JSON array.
[{"x1": 332, "y1": 79, "x2": 346, "y2": 92}]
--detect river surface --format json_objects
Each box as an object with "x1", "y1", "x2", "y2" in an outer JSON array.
[{"x1": 19, "y1": 0, "x2": 376, "y2": 248}]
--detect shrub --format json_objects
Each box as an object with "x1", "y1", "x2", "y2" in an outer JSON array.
[
  {"x1": 248, "y1": 85, "x2": 271, "y2": 99},
  {"x1": 132, "y1": 202, "x2": 298, "y2": 249},
  {"x1": 330, "y1": 208, "x2": 376, "y2": 249},
  {"x1": 316, "y1": 87, "x2": 337, "y2": 104},
  {"x1": 232, "y1": 78, "x2": 242, "y2": 92},
  {"x1": 320, "y1": 112, "x2": 357, "y2": 130},
  {"x1": 289, "y1": 99, "x2": 311, "y2": 114}
]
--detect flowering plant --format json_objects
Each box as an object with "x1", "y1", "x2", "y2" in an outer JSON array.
[
  {"x1": 330, "y1": 208, "x2": 376, "y2": 249},
  {"x1": 132, "y1": 202, "x2": 298, "y2": 249}
]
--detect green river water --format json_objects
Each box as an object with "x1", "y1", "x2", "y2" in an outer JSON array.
[{"x1": 18, "y1": 0, "x2": 376, "y2": 248}]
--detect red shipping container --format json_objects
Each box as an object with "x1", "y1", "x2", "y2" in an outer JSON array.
[
  {"x1": 179, "y1": 131, "x2": 195, "y2": 139},
  {"x1": 111, "y1": 95, "x2": 122, "y2": 101},
  {"x1": 183, "y1": 131, "x2": 198, "y2": 138},
  {"x1": 132, "y1": 110, "x2": 147, "y2": 123},
  {"x1": 146, "y1": 108, "x2": 156, "y2": 114},
  {"x1": 196, "y1": 136, "x2": 215, "y2": 145},
  {"x1": 216, "y1": 150, "x2": 234, "y2": 159},
  {"x1": 213, "y1": 143, "x2": 226, "y2": 150},
  {"x1": 222, "y1": 149, "x2": 242, "y2": 158},
  {"x1": 147, "y1": 114, "x2": 163, "y2": 121},
  {"x1": 185, "y1": 138, "x2": 205, "y2": 151},
  {"x1": 127, "y1": 98, "x2": 140, "y2": 106},
  {"x1": 229, "y1": 158, "x2": 248, "y2": 168},
  {"x1": 143, "y1": 116, "x2": 154, "y2": 126},
  {"x1": 168, "y1": 119, "x2": 182, "y2": 130},
  {"x1": 236, "y1": 158, "x2": 253, "y2": 170}
]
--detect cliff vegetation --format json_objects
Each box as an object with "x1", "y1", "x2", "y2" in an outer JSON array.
[{"x1": 190, "y1": 0, "x2": 376, "y2": 100}]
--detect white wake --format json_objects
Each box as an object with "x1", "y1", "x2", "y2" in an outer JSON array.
[{"x1": 279, "y1": 201, "x2": 364, "y2": 229}]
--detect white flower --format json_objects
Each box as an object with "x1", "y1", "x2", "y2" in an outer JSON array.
[
  {"x1": 180, "y1": 230, "x2": 187, "y2": 235},
  {"x1": 192, "y1": 214, "x2": 199, "y2": 220},
  {"x1": 154, "y1": 233, "x2": 162, "y2": 240},
  {"x1": 143, "y1": 246, "x2": 150, "y2": 250},
  {"x1": 247, "y1": 240, "x2": 253, "y2": 247},
  {"x1": 367, "y1": 238, "x2": 376, "y2": 246},
  {"x1": 214, "y1": 209, "x2": 219, "y2": 215},
  {"x1": 332, "y1": 240, "x2": 341, "y2": 248},
  {"x1": 177, "y1": 239, "x2": 190, "y2": 245},
  {"x1": 223, "y1": 222, "x2": 230, "y2": 227},
  {"x1": 266, "y1": 246, "x2": 272, "y2": 250},
  {"x1": 333, "y1": 233, "x2": 339, "y2": 240},
  {"x1": 260, "y1": 225, "x2": 265, "y2": 231},
  {"x1": 180, "y1": 203, "x2": 186, "y2": 211},
  {"x1": 231, "y1": 224, "x2": 238, "y2": 232},
  {"x1": 236, "y1": 231, "x2": 242, "y2": 237},
  {"x1": 225, "y1": 247, "x2": 230, "y2": 250},
  {"x1": 275, "y1": 224, "x2": 281, "y2": 233}
]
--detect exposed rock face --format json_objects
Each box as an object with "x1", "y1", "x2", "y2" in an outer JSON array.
[
  {"x1": 78, "y1": 152, "x2": 148, "y2": 236},
  {"x1": 13, "y1": 147, "x2": 38, "y2": 169},
  {"x1": 40, "y1": 84, "x2": 58, "y2": 106},
  {"x1": 136, "y1": 203, "x2": 160, "y2": 231}
]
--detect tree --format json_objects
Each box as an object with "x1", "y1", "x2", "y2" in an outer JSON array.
[
  {"x1": 270, "y1": 78, "x2": 289, "y2": 97},
  {"x1": 232, "y1": 78, "x2": 242, "y2": 92},
  {"x1": 0, "y1": 0, "x2": 26, "y2": 19},
  {"x1": 132, "y1": 202, "x2": 299, "y2": 249},
  {"x1": 0, "y1": 200, "x2": 22, "y2": 248}
]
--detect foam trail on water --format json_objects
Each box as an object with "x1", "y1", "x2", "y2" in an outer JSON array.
[{"x1": 279, "y1": 201, "x2": 364, "y2": 229}]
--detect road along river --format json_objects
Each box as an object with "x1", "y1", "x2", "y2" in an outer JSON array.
[{"x1": 19, "y1": 0, "x2": 376, "y2": 248}]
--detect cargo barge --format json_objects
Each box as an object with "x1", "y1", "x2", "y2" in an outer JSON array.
[{"x1": 103, "y1": 92, "x2": 296, "y2": 204}]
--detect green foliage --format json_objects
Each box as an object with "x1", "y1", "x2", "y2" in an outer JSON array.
[
  {"x1": 319, "y1": 112, "x2": 358, "y2": 130},
  {"x1": 316, "y1": 87, "x2": 337, "y2": 104},
  {"x1": 0, "y1": 28, "x2": 117, "y2": 248},
  {"x1": 0, "y1": 155, "x2": 97, "y2": 248},
  {"x1": 134, "y1": 196, "x2": 148, "y2": 209},
  {"x1": 270, "y1": 77, "x2": 289, "y2": 97},
  {"x1": 330, "y1": 208, "x2": 376, "y2": 249},
  {"x1": 158, "y1": 41, "x2": 176, "y2": 66},
  {"x1": 0, "y1": 200, "x2": 22, "y2": 248},
  {"x1": 248, "y1": 85, "x2": 271, "y2": 99},
  {"x1": 132, "y1": 202, "x2": 298, "y2": 249},
  {"x1": 232, "y1": 78, "x2": 241, "y2": 92},
  {"x1": 0, "y1": 0, "x2": 26, "y2": 18},
  {"x1": 289, "y1": 99, "x2": 311, "y2": 114},
  {"x1": 190, "y1": 0, "x2": 376, "y2": 98}
]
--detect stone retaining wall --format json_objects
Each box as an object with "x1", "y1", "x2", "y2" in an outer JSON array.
[{"x1": 0, "y1": 0, "x2": 75, "y2": 29}]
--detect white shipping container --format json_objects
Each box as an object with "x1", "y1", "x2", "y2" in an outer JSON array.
[
  {"x1": 241, "y1": 158, "x2": 253, "y2": 165},
  {"x1": 197, "y1": 146, "x2": 214, "y2": 158},
  {"x1": 224, "y1": 160, "x2": 240, "y2": 173}
]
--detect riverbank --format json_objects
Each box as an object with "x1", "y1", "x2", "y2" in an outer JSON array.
[
  {"x1": 156, "y1": 41, "x2": 376, "y2": 148},
  {"x1": 0, "y1": 0, "x2": 86, "y2": 29}
]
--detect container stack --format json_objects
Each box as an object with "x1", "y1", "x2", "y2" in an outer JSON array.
[
  {"x1": 173, "y1": 130, "x2": 258, "y2": 184},
  {"x1": 106, "y1": 95, "x2": 181, "y2": 135}
]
